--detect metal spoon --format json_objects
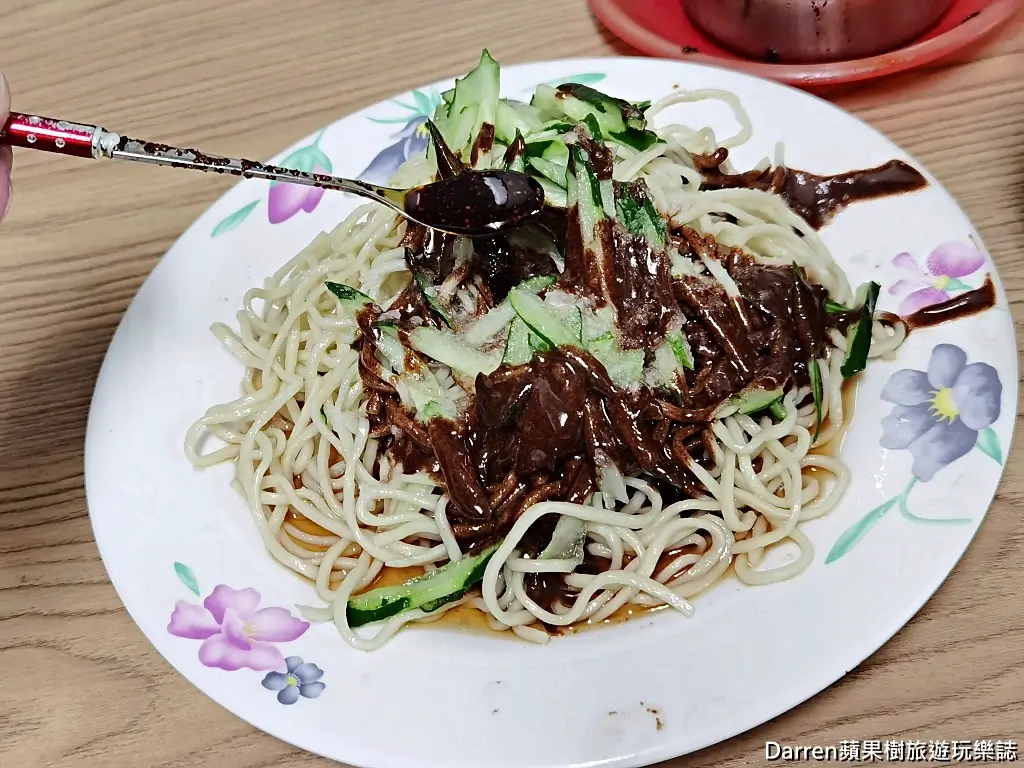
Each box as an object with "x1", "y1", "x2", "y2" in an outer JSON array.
[{"x1": 0, "y1": 112, "x2": 545, "y2": 236}]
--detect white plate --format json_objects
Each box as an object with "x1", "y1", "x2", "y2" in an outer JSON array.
[{"x1": 85, "y1": 57, "x2": 1017, "y2": 768}]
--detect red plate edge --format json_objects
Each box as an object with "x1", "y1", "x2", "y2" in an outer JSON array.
[{"x1": 588, "y1": 0, "x2": 1021, "y2": 88}]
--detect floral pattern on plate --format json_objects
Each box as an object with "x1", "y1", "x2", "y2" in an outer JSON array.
[
  {"x1": 167, "y1": 563, "x2": 326, "y2": 704},
  {"x1": 888, "y1": 241, "x2": 987, "y2": 314},
  {"x1": 826, "y1": 343, "x2": 1004, "y2": 563}
]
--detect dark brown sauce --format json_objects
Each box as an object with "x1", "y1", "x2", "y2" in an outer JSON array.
[
  {"x1": 697, "y1": 150, "x2": 928, "y2": 229},
  {"x1": 903, "y1": 275, "x2": 996, "y2": 330},
  {"x1": 403, "y1": 170, "x2": 545, "y2": 236}
]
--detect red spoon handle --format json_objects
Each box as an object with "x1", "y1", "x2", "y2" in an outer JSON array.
[{"x1": 0, "y1": 112, "x2": 104, "y2": 158}]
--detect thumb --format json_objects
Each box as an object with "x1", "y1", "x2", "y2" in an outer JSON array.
[
  {"x1": 0, "y1": 72, "x2": 9, "y2": 119},
  {"x1": 1, "y1": 73, "x2": 11, "y2": 220}
]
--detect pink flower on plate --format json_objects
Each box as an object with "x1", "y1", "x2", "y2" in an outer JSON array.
[
  {"x1": 267, "y1": 163, "x2": 328, "y2": 224},
  {"x1": 889, "y1": 242, "x2": 986, "y2": 315},
  {"x1": 167, "y1": 585, "x2": 309, "y2": 672}
]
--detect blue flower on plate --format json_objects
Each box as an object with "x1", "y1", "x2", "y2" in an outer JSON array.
[
  {"x1": 261, "y1": 656, "x2": 325, "y2": 705},
  {"x1": 826, "y1": 342, "x2": 1004, "y2": 565},
  {"x1": 359, "y1": 116, "x2": 430, "y2": 185},
  {"x1": 879, "y1": 343, "x2": 1002, "y2": 481}
]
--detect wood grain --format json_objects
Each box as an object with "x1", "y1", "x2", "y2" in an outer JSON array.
[{"x1": 1, "y1": 1, "x2": 1022, "y2": 765}]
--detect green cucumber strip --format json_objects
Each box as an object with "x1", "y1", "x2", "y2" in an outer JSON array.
[
  {"x1": 462, "y1": 275, "x2": 556, "y2": 347},
  {"x1": 373, "y1": 325, "x2": 406, "y2": 371},
  {"x1": 409, "y1": 327, "x2": 502, "y2": 378},
  {"x1": 502, "y1": 316, "x2": 533, "y2": 365},
  {"x1": 551, "y1": 304, "x2": 584, "y2": 344},
  {"x1": 580, "y1": 113, "x2": 605, "y2": 142},
  {"x1": 538, "y1": 515, "x2": 586, "y2": 564},
  {"x1": 556, "y1": 83, "x2": 641, "y2": 132},
  {"x1": 587, "y1": 333, "x2": 644, "y2": 389},
  {"x1": 809, "y1": 357, "x2": 824, "y2": 440},
  {"x1": 609, "y1": 127, "x2": 662, "y2": 152},
  {"x1": 504, "y1": 130, "x2": 527, "y2": 173},
  {"x1": 524, "y1": 139, "x2": 569, "y2": 163},
  {"x1": 570, "y1": 145, "x2": 605, "y2": 224},
  {"x1": 422, "y1": 402, "x2": 445, "y2": 420},
  {"x1": 667, "y1": 332, "x2": 694, "y2": 370},
  {"x1": 325, "y1": 281, "x2": 374, "y2": 311},
  {"x1": 529, "y1": 85, "x2": 564, "y2": 122},
  {"x1": 439, "y1": 49, "x2": 500, "y2": 159},
  {"x1": 724, "y1": 387, "x2": 785, "y2": 416},
  {"x1": 824, "y1": 299, "x2": 849, "y2": 315},
  {"x1": 768, "y1": 399, "x2": 786, "y2": 422},
  {"x1": 840, "y1": 282, "x2": 880, "y2": 379},
  {"x1": 508, "y1": 289, "x2": 577, "y2": 348},
  {"x1": 530, "y1": 332, "x2": 554, "y2": 353},
  {"x1": 414, "y1": 273, "x2": 453, "y2": 327},
  {"x1": 494, "y1": 100, "x2": 542, "y2": 144},
  {"x1": 535, "y1": 176, "x2": 567, "y2": 208},
  {"x1": 527, "y1": 156, "x2": 567, "y2": 187},
  {"x1": 347, "y1": 545, "x2": 499, "y2": 628},
  {"x1": 532, "y1": 85, "x2": 627, "y2": 135},
  {"x1": 641, "y1": 196, "x2": 666, "y2": 246},
  {"x1": 615, "y1": 193, "x2": 644, "y2": 236},
  {"x1": 853, "y1": 282, "x2": 872, "y2": 308},
  {"x1": 520, "y1": 274, "x2": 558, "y2": 292},
  {"x1": 526, "y1": 121, "x2": 576, "y2": 142}
]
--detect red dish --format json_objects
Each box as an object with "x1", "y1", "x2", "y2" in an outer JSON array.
[{"x1": 589, "y1": 0, "x2": 1020, "y2": 89}]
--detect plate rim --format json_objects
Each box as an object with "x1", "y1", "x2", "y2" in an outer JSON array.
[{"x1": 83, "y1": 54, "x2": 1019, "y2": 768}]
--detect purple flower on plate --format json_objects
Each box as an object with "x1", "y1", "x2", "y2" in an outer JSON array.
[
  {"x1": 889, "y1": 242, "x2": 986, "y2": 314},
  {"x1": 265, "y1": 131, "x2": 334, "y2": 225},
  {"x1": 268, "y1": 162, "x2": 329, "y2": 224},
  {"x1": 261, "y1": 656, "x2": 326, "y2": 705},
  {"x1": 359, "y1": 116, "x2": 430, "y2": 185},
  {"x1": 880, "y1": 343, "x2": 1001, "y2": 482},
  {"x1": 167, "y1": 585, "x2": 309, "y2": 672}
]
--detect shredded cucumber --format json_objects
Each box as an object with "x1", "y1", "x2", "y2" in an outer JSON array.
[
  {"x1": 537, "y1": 515, "x2": 586, "y2": 567},
  {"x1": 347, "y1": 545, "x2": 499, "y2": 627},
  {"x1": 434, "y1": 49, "x2": 500, "y2": 162},
  {"x1": 809, "y1": 358, "x2": 824, "y2": 438},
  {"x1": 325, "y1": 281, "x2": 374, "y2": 313},
  {"x1": 502, "y1": 316, "x2": 533, "y2": 365},
  {"x1": 461, "y1": 275, "x2": 556, "y2": 347},
  {"x1": 527, "y1": 156, "x2": 568, "y2": 187},
  {"x1": 667, "y1": 332, "x2": 694, "y2": 369},
  {"x1": 508, "y1": 289, "x2": 578, "y2": 348},
  {"x1": 841, "y1": 282, "x2": 880, "y2": 379},
  {"x1": 409, "y1": 327, "x2": 501, "y2": 379},
  {"x1": 535, "y1": 177, "x2": 567, "y2": 208},
  {"x1": 495, "y1": 100, "x2": 542, "y2": 144}
]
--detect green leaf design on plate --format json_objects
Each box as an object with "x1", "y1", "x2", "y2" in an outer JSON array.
[
  {"x1": 174, "y1": 562, "x2": 200, "y2": 596},
  {"x1": 270, "y1": 144, "x2": 333, "y2": 186},
  {"x1": 368, "y1": 115, "x2": 422, "y2": 125},
  {"x1": 211, "y1": 200, "x2": 260, "y2": 237},
  {"x1": 975, "y1": 426, "x2": 1003, "y2": 465},
  {"x1": 825, "y1": 497, "x2": 900, "y2": 564},
  {"x1": 542, "y1": 73, "x2": 606, "y2": 87},
  {"x1": 412, "y1": 89, "x2": 434, "y2": 117},
  {"x1": 944, "y1": 277, "x2": 974, "y2": 292},
  {"x1": 897, "y1": 493, "x2": 971, "y2": 525}
]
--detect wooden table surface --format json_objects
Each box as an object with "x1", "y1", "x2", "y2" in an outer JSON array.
[{"x1": 2, "y1": 1, "x2": 1023, "y2": 766}]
